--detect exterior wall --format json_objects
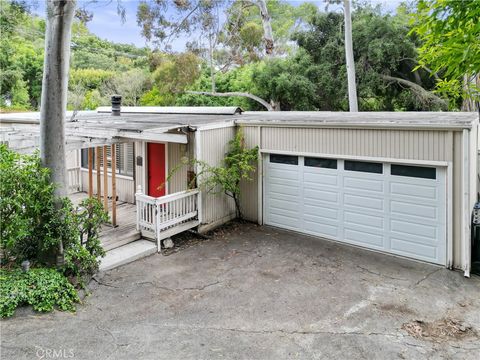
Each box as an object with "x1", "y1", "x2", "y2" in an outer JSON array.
[
  {"x1": 196, "y1": 124, "x2": 237, "y2": 231},
  {"x1": 168, "y1": 142, "x2": 188, "y2": 193},
  {"x1": 239, "y1": 125, "x2": 474, "y2": 271}
]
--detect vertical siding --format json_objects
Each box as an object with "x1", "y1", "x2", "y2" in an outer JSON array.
[
  {"x1": 167, "y1": 142, "x2": 188, "y2": 193},
  {"x1": 240, "y1": 126, "x2": 260, "y2": 222},
  {"x1": 261, "y1": 128, "x2": 453, "y2": 161},
  {"x1": 198, "y1": 125, "x2": 237, "y2": 227}
]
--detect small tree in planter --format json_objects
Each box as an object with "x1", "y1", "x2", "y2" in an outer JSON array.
[{"x1": 167, "y1": 129, "x2": 258, "y2": 220}]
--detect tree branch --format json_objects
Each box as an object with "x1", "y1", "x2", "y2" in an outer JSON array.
[
  {"x1": 184, "y1": 90, "x2": 274, "y2": 111},
  {"x1": 381, "y1": 75, "x2": 448, "y2": 109}
]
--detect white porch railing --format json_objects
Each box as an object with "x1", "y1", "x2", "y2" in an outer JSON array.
[
  {"x1": 135, "y1": 186, "x2": 200, "y2": 252},
  {"x1": 67, "y1": 167, "x2": 81, "y2": 193}
]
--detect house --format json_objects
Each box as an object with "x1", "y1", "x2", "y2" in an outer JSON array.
[{"x1": 1, "y1": 107, "x2": 478, "y2": 277}]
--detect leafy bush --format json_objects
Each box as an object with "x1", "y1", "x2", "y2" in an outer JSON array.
[
  {"x1": 0, "y1": 144, "x2": 78, "y2": 263},
  {"x1": 0, "y1": 268, "x2": 80, "y2": 318},
  {"x1": 0, "y1": 145, "x2": 107, "y2": 279},
  {"x1": 63, "y1": 197, "x2": 108, "y2": 280}
]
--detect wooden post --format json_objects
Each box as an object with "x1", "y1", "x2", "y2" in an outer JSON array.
[
  {"x1": 95, "y1": 146, "x2": 101, "y2": 200},
  {"x1": 87, "y1": 148, "x2": 93, "y2": 197},
  {"x1": 111, "y1": 145, "x2": 117, "y2": 226},
  {"x1": 103, "y1": 145, "x2": 108, "y2": 212}
]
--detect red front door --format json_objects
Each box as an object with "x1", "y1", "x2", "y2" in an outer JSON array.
[{"x1": 147, "y1": 143, "x2": 166, "y2": 197}]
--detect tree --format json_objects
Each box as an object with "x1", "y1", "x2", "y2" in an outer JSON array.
[
  {"x1": 136, "y1": 0, "x2": 279, "y2": 110},
  {"x1": 180, "y1": 129, "x2": 258, "y2": 220},
  {"x1": 343, "y1": 0, "x2": 358, "y2": 111},
  {"x1": 293, "y1": 5, "x2": 447, "y2": 111},
  {"x1": 410, "y1": 0, "x2": 480, "y2": 110},
  {"x1": 39, "y1": 0, "x2": 76, "y2": 265}
]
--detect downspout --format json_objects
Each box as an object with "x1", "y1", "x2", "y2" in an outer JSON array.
[
  {"x1": 463, "y1": 129, "x2": 471, "y2": 277},
  {"x1": 194, "y1": 128, "x2": 203, "y2": 224}
]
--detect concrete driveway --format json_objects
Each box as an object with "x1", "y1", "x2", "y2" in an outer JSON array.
[{"x1": 2, "y1": 223, "x2": 480, "y2": 360}]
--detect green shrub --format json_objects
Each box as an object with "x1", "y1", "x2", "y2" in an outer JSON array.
[
  {"x1": 0, "y1": 268, "x2": 80, "y2": 318},
  {"x1": 0, "y1": 145, "x2": 107, "y2": 279},
  {"x1": 63, "y1": 197, "x2": 108, "y2": 280},
  {"x1": 0, "y1": 145, "x2": 78, "y2": 263}
]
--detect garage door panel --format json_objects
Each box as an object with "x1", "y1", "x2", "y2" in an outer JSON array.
[
  {"x1": 304, "y1": 220, "x2": 339, "y2": 238},
  {"x1": 390, "y1": 238, "x2": 438, "y2": 262},
  {"x1": 344, "y1": 194, "x2": 384, "y2": 211},
  {"x1": 304, "y1": 205, "x2": 339, "y2": 221},
  {"x1": 344, "y1": 228, "x2": 384, "y2": 248},
  {"x1": 390, "y1": 200, "x2": 438, "y2": 220},
  {"x1": 390, "y1": 181, "x2": 437, "y2": 200},
  {"x1": 304, "y1": 188, "x2": 339, "y2": 205},
  {"x1": 268, "y1": 183, "x2": 300, "y2": 197},
  {"x1": 269, "y1": 198, "x2": 301, "y2": 212},
  {"x1": 268, "y1": 213, "x2": 301, "y2": 230},
  {"x1": 343, "y1": 176, "x2": 384, "y2": 193},
  {"x1": 267, "y1": 166, "x2": 299, "y2": 180},
  {"x1": 390, "y1": 219, "x2": 437, "y2": 240},
  {"x1": 303, "y1": 171, "x2": 338, "y2": 186},
  {"x1": 344, "y1": 210, "x2": 384, "y2": 230}
]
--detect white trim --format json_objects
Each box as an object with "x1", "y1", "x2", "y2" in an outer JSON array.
[
  {"x1": 257, "y1": 126, "x2": 263, "y2": 225},
  {"x1": 462, "y1": 129, "x2": 471, "y2": 277},
  {"x1": 259, "y1": 149, "x2": 449, "y2": 167},
  {"x1": 195, "y1": 130, "x2": 203, "y2": 223},
  {"x1": 119, "y1": 133, "x2": 187, "y2": 144},
  {"x1": 195, "y1": 121, "x2": 236, "y2": 132},
  {"x1": 447, "y1": 162, "x2": 454, "y2": 269}
]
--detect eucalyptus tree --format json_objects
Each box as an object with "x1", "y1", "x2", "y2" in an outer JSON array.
[
  {"x1": 39, "y1": 0, "x2": 76, "y2": 265},
  {"x1": 136, "y1": 0, "x2": 279, "y2": 110}
]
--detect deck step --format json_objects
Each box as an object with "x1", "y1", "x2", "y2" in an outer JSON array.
[
  {"x1": 101, "y1": 228, "x2": 141, "y2": 251},
  {"x1": 99, "y1": 240, "x2": 157, "y2": 271}
]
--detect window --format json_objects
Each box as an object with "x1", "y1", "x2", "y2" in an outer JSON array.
[
  {"x1": 305, "y1": 157, "x2": 337, "y2": 169},
  {"x1": 344, "y1": 160, "x2": 383, "y2": 174},
  {"x1": 391, "y1": 164, "x2": 436, "y2": 179},
  {"x1": 81, "y1": 143, "x2": 134, "y2": 177},
  {"x1": 270, "y1": 154, "x2": 298, "y2": 165}
]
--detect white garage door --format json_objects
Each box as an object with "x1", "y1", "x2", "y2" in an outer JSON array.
[{"x1": 264, "y1": 154, "x2": 447, "y2": 265}]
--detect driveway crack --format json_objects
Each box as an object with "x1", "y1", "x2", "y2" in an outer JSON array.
[
  {"x1": 135, "y1": 280, "x2": 221, "y2": 291},
  {"x1": 413, "y1": 268, "x2": 442, "y2": 287}
]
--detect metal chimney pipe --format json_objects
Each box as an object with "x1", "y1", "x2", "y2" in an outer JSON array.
[{"x1": 111, "y1": 95, "x2": 122, "y2": 116}]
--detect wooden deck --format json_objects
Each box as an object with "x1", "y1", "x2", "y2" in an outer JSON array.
[{"x1": 69, "y1": 192, "x2": 143, "y2": 251}]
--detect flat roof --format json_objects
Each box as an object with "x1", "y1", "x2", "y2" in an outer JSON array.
[{"x1": 237, "y1": 111, "x2": 478, "y2": 130}]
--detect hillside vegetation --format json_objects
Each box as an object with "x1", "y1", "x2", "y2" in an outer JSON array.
[{"x1": 0, "y1": 1, "x2": 464, "y2": 112}]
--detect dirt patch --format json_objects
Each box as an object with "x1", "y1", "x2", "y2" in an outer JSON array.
[
  {"x1": 402, "y1": 318, "x2": 477, "y2": 342},
  {"x1": 163, "y1": 220, "x2": 254, "y2": 256},
  {"x1": 377, "y1": 303, "x2": 417, "y2": 316}
]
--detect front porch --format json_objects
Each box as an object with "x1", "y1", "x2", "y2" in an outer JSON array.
[{"x1": 69, "y1": 192, "x2": 140, "y2": 251}]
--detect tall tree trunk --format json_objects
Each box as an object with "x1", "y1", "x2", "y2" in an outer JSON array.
[
  {"x1": 343, "y1": 0, "x2": 358, "y2": 112},
  {"x1": 40, "y1": 0, "x2": 76, "y2": 265},
  {"x1": 208, "y1": 31, "x2": 216, "y2": 93},
  {"x1": 256, "y1": 0, "x2": 274, "y2": 57},
  {"x1": 461, "y1": 73, "x2": 480, "y2": 112}
]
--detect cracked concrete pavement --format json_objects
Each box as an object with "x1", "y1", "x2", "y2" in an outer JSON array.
[{"x1": 2, "y1": 223, "x2": 480, "y2": 359}]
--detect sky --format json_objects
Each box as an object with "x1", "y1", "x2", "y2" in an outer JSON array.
[{"x1": 32, "y1": 0, "x2": 405, "y2": 49}]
